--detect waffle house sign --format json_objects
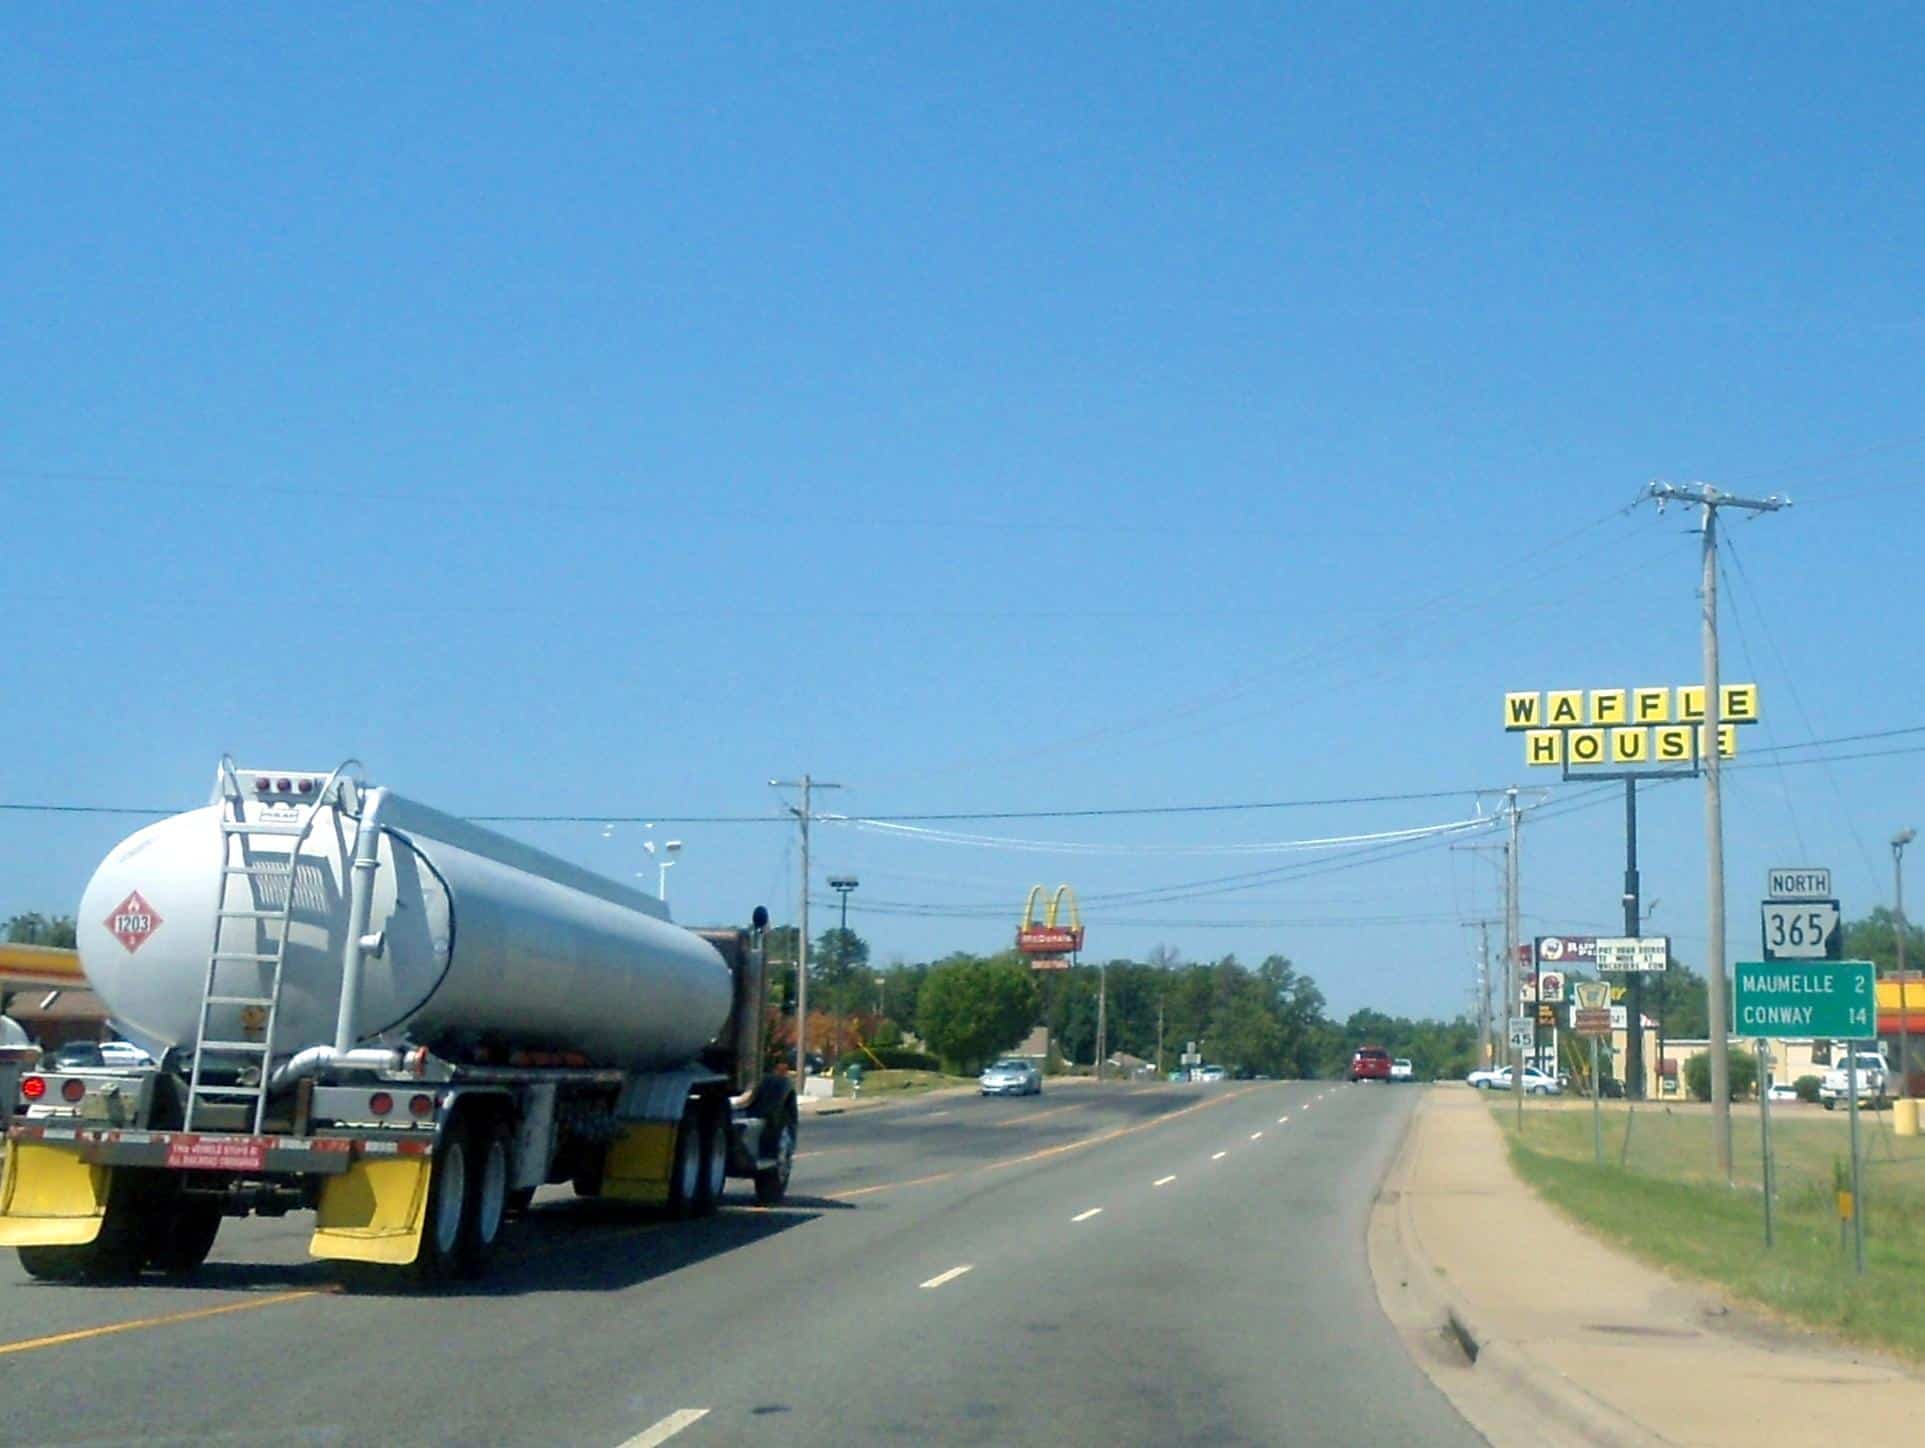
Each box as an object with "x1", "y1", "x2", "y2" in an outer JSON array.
[{"x1": 1504, "y1": 685, "x2": 1760, "y2": 768}]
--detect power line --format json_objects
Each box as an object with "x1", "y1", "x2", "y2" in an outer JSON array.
[{"x1": 2, "y1": 727, "x2": 1920, "y2": 824}]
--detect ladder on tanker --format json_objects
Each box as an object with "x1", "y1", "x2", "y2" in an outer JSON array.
[{"x1": 185, "y1": 759, "x2": 359, "y2": 1133}]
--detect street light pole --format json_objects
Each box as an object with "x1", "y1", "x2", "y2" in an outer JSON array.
[
  {"x1": 827, "y1": 875, "x2": 859, "y2": 1050},
  {"x1": 1896, "y1": 830, "x2": 1916, "y2": 1098}
]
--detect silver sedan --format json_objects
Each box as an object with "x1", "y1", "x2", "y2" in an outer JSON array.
[{"x1": 979, "y1": 1059, "x2": 1043, "y2": 1096}]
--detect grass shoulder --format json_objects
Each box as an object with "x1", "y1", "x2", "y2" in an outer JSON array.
[{"x1": 1496, "y1": 1100, "x2": 1925, "y2": 1364}]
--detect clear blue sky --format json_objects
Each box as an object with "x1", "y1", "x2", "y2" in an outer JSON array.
[{"x1": 7, "y1": 5, "x2": 1924, "y2": 1020}]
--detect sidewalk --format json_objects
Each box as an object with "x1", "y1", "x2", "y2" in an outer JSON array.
[{"x1": 1375, "y1": 1087, "x2": 1925, "y2": 1446}]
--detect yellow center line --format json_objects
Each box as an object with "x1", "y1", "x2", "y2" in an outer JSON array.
[
  {"x1": 0, "y1": 1285, "x2": 337, "y2": 1359},
  {"x1": 994, "y1": 1101, "x2": 1091, "y2": 1128},
  {"x1": 825, "y1": 1086, "x2": 1253, "y2": 1201}
]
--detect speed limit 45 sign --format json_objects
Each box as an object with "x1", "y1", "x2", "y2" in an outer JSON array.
[{"x1": 1761, "y1": 899, "x2": 1841, "y2": 960}]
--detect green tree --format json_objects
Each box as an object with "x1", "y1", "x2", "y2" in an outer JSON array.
[
  {"x1": 916, "y1": 956, "x2": 1040, "y2": 1074},
  {"x1": 1684, "y1": 1047, "x2": 1758, "y2": 1101},
  {"x1": 812, "y1": 926, "x2": 873, "y2": 1020},
  {"x1": 1843, "y1": 908, "x2": 1925, "y2": 977},
  {"x1": 4, "y1": 914, "x2": 76, "y2": 947}
]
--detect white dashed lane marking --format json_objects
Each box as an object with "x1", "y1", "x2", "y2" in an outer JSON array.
[
  {"x1": 1153, "y1": 1175, "x2": 1176, "y2": 1187},
  {"x1": 920, "y1": 1265, "x2": 974, "y2": 1289},
  {"x1": 1071, "y1": 1207, "x2": 1103, "y2": 1223},
  {"x1": 1211, "y1": 1151, "x2": 1228, "y2": 1161},
  {"x1": 618, "y1": 1408, "x2": 710, "y2": 1447},
  {"x1": 1249, "y1": 1131, "x2": 1263, "y2": 1140}
]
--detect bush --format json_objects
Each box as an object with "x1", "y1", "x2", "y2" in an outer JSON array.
[
  {"x1": 834, "y1": 1047, "x2": 941, "y2": 1074},
  {"x1": 1683, "y1": 1048, "x2": 1759, "y2": 1101},
  {"x1": 1794, "y1": 1073, "x2": 1822, "y2": 1103}
]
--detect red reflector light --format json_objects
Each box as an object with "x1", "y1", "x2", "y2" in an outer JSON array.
[
  {"x1": 409, "y1": 1093, "x2": 434, "y2": 1118},
  {"x1": 20, "y1": 1075, "x2": 46, "y2": 1100},
  {"x1": 368, "y1": 1091, "x2": 394, "y2": 1116},
  {"x1": 61, "y1": 1078, "x2": 86, "y2": 1103}
]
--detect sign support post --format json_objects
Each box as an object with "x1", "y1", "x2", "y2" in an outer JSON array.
[
  {"x1": 1757, "y1": 1038, "x2": 1775, "y2": 1248},
  {"x1": 1849, "y1": 1051, "x2": 1865, "y2": 1274},
  {"x1": 1592, "y1": 1035, "x2": 1603, "y2": 1166}
]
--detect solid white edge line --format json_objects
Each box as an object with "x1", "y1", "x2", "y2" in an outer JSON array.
[
  {"x1": 1072, "y1": 1207, "x2": 1103, "y2": 1222},
  {"x1": 919, "y1": 1265, "x2": 974, "y2": 1289},
  {"x1": 1153, "y1": 1174, "x2": 1177, "y2": 1186},
  {"x1": 1211, "y1": 1151, "x2": 1228, "y2": 1160},
  {"x1": 619, "y1": 1408, "x2": 709, "y2": 1448}
]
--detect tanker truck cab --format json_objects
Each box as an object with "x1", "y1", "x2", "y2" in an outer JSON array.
[{"x1": 0, "y1": 759, "x2": 797, "y2": 1285}]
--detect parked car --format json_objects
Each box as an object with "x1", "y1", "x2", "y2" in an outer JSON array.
[
  {"x1": 1819, "y1": 1051, "x2": 1891, "y2": 1110},
  {"x1": 1349, "y1": 1047, "x2": 1392, "y2": 1083},
  {"x1": 1390, "y1": 1058, "x2": 1414, "y2": 1083},
  {"x1": 1465, "y1": 1065, "x2": 1507, "y2": 1089},
  {"x1": 1595, "y1": 1075, "x2": 1625, "y2": 1099},
  {"x1": 1194, "y1": 1064, "x2": 1228, "y2": 1083},
  {"x1": 49, "y1": 1039, "x2": 157, "y2": 1071},
  {"x1": 979, "y1": 1059, "x2": 1042, "y2": 1096},
  {"x1": 1468, "y1": 1065, "x2": 1561, "y2": 1095},
  {"x1": 1766, "y1": 1081, "x2": 1799, "y2": 1103}
]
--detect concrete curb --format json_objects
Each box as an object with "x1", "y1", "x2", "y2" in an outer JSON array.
[{"x1": 1373, "y1": 1090, "x2": 1671, "y2": 1448}]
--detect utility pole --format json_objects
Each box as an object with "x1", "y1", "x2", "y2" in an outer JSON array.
[
  {"x1": 1646, "y1": 481, "x2": 1788, "y2": 1181},
  {"x1": 1156, "y1": 999, "x2": 1166, "y2": 1079},
  {"x1": 771, "y1": 774, "x2": 842, "y2": 1097},
  {"x1": 1506, "y1": 787, "x2": 1524, "y2": 1120},
  {"x1": 1094, "y1": 957, "x2": 1108, "y2": 1082},
  {"x1": 1623, "y1": 780, "x2": 1644, "y2": 1101},
  {"x1": 1477, "y1": 920, "x2": 1494, "y2": 1068},
  {"x1": 1896, "y1": 829, "x2": 1916, "y2": 1098}
]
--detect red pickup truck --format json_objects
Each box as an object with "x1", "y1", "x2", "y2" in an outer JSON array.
[{"x1": 1349, "y1": 1046, "x2": 1392, "y2": 1082}]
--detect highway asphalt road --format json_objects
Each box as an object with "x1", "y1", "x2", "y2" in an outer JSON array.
[{"x1": 0, "y1": 1081, "x2": 1482, "y2": 1447}]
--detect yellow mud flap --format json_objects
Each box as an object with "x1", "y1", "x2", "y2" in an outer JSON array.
[
  {"x1": 600, "y1": 1122, "x2": 675, "y2": 1204},
  {"x1": 310, "y1": 1156, "x2": 434, "y2": 1264},
  {"x1": 0, "y1": 1141, "x2": 110, "y2": 1246}
]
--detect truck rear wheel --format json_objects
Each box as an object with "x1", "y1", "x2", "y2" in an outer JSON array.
[
  {"x1": 413, "y1": 1128, "x2": 470, "y2": 1283},
  {"x1": 18, "y1": 1172, "x2": 147, "y2": 1281},
  {"x1": 754, "y1": 1106, "x2": 797, "y2": 1206},
  {"x1": 693, "y1": 1109, "x2": 727, "y2": 1217},
  {"x1": 149, "y1": 1199, "x2": 223, "y2": 1276},
  {"x1": 458, "y1": 1123, "x2": 510, "y2": 1277},
  {"x1": 666, "y1": 1105, "x2": 703, "y2": 1219}
]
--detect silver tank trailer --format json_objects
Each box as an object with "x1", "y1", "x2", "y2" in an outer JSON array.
[{"x1": 77, "y1": 777, "x2": 734, "y2": 1070}]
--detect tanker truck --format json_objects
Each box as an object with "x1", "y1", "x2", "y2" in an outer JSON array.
[{"x1": 0, "y1": 760, "x2": 798, "y2": 1284}]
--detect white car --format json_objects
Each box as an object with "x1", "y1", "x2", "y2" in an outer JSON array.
[
  {"x1": 1390, "y1": 1058, "x2": 1414, "y2": 1082},
  {"x1": 1765, "y1": 1081, "x2": 1799, "y2": 1103},
  {"x1": 1468, "y1": 1065, "x2": 1562, "y2": 1095},
  {"x1": 98, "y1": 1041, "x2": 157, "y2": 1068}
]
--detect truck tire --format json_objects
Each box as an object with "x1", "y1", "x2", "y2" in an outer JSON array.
[
  {"x1": 17, "y1": 1171, "x2": 147, "y2": 1282},
  {"x1": 1825, "y1": 1099, "x2": 1836, "y2": 1111},
  {"x1": 149, "y1": 1199, "x2": 223, "y2": 1277},
  {"x1": 458, "y1": 1122, "x2": 510, "y2": 1277},
  {"x1": 413, "y1": 1127, "x2": 471, "y2": 1283},
  {"x1": 754, "y1": 1104, "x2": 797, "y2": 1207},
  {"x1": 666, "y1": 1104, "x2": 703, "y2": 1219},
  {"x1": 693, "y1": 1108, "x2": 728, "y2": 1217}
]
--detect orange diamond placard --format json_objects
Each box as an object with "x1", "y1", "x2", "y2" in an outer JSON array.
[{"x1": 105, "y1": 890, "x2": 163, "y2": 953}]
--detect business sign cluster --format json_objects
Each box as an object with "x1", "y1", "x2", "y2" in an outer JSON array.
[{"x1": 1503, "y1": 684, "x2": 1760, "y2": 767}]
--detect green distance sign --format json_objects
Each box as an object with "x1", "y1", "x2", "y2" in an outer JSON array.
[{"x1": 1733, "y1": 960, "x2": 1876, "y2": 1038}]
